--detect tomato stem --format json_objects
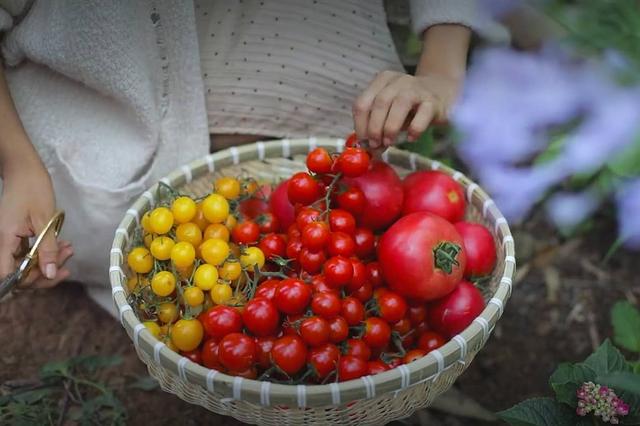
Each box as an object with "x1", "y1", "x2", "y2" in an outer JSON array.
[
  {"x1": 318, "y1": 172, "x2": 343, "y2": 218},
  {"x1": 433, "y1": 241, "x2": 462, "y2": 274}
]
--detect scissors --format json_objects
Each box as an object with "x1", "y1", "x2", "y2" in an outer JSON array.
[{"x1": 0, "y1": 210, "x2": 65, "y2": 299}]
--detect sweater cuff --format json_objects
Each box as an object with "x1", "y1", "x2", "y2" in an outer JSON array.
[{"x1": 409, "y1": 0, "x2": 510, "y2": 44}]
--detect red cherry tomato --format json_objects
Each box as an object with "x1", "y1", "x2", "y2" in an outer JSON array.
[
  {"x1": 311, "y1": 292, "x2": 342, "y2": 319},
  {"x1": 299, "y1": 247, "x2": 326, "y2": 274},
  {"x1": 336, "y1": 147, "x2": 370, "y2": 178},
  {"x1": 402, "y1": 170, "x2": 465, "y2": 223},
  {"x1": 338, "y1": 355, "x2": 368, "y2": 381},
  {"x1": 336, "y1": 187, "x2": 366, "y2": 216},
  {"x1": 181, "y1": 349, "x2": 202, "y2": 365},
  {"x1": 414, "y1": 321, "x2": 430, "y2": 337},
  {"x1": 285, "y1": 237, "x2": 303, "y2": 261},
  {"x1": 287, "y1": 223, "x2": 301, "y2": 240},
  {"x1": 270, "y1": 180, "x2": 295, "y2": 231},
  {"x1": 229, "y1": 367, "x2": 257, "y2": 379},
  {"x1": 344, "y1": 131, "x2": 358, "y2": 148},
  {"x1": 271, "y1": 335, "x2": 308, "y2": 375},
  {"x1": 344, "y1": 338, "x2": 371, "y2": 361},
  {"x1": 346, "y1": 259, "x2": 367, "y2": 292},
  {"x1": 295, "y1": 207, "x2": 321, "y2": 231},
  {"x1": 362, "y1": 317, "x2": 391, "y2": 349},
  {"x1": 299, "y1": 316, "x2": 331, "y2": 347},
  {"x1": 259, "y1": 233, "x2": 287, "y2": 259},
  {"x1": 255, "y1": 336, "x2": 275, "y2": 369},
  {"x1": 379, "y1": 212, "x2": 466, "y2": 301},
  {"x1": 256, "y1": 212, "x2": 280, "y2": 234},
  {"x1": 323, "y1": 256, "x2": 354, "y2": 288},
  {"x1": 367, "y1": 360, "x2": 390, "y2": 375},
  {"x1": 388, "y1": 358, "x2": 404, "y2": 369},
  {"x1": 343, "y1": 161, "x2": 403, "y2": 231},
  {"x1": 311, "y1": 274, "x2": 338, "y2": 295},
  {"x1": 408, "y1": 305, "x2": 428, "y2": 326},
  {"x1": 275, "y1": 279, "x2": 312, "y2": 315},
  {"x1": 417, "y1": 331, "x2": 446, "y2": 353},
  {"x1": 239, "y1": 184, "x2": 272, "y2": 219},
  {"x1": 288, "y1": 172, "x2": 322, "y2": 205},
  {"x1": 341, "y1": 297, "x2": 365, "y2": 326},
  {"x1": 350, "y1": 280, "x2": 373, "y2": 303},
  {"x1": 353, "y1": 228, "x2": 375, "y2": 259},
  {"x1": 201, "y1": 339, "x2": 223, "y2": 370},
  {"x1": 366, "y1": 262, "x2": 384, "y2": 288},
  {"x1": 201, "y1": 306, "x2": 243, "y2": 340},
  {"x1": 328, "y1": 316, "x2": 349, "y2": 343},
  {"x1": 243, "y1": 297, "x2": 280, "y2": 337},
  {"x1": 306, "y1": 147, "x2": 334, "y2": 174},
  {"x1": 301, "y1": 222, "x2": 331, "y2": 251},
  {"x1": 255, "y1": 279, "x2": 280, "y2": 301},
  {"x1": 231, "y1": 220, "x2": 260, "y2": 245},
  {"x1": 427, "y1": 280, "x2": 485, "y2": 337},
  {"x1": 454, "y1": 222, "x2": 497, "y2": 278},
  {"x1": 392, "y1": 317, "x2": 412, "y2": 336},
  {"x1": 308, "y1": 343, "x2": 340, "y2": 380},
  {"x1": 282, "y1": 314, "x2": 304, "y2": 336},
  {"x1": 327, "y1": 232, "x2": 356, "y2": 258},
  {"x1": 218, "y1": 333, "x2": 256, "y2": 372},
  {"x1": 376, "y1": 291, "x2": 408, "y2": 324},
  {"x1": 329, "y1": 209, "x2": 356, "y2": 235},
  {"x1": 403, "y1": 348, "x2": 427, "y2": 364}
]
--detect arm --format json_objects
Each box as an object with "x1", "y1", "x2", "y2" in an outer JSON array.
[
  {"x1": 353, "y1": 24, "x2": 471, "y2": 147},
  {"x1": 0, "y1": 66, "x2": 72, "y2": 286}
]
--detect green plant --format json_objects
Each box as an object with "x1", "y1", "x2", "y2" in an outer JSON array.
[{"x1": 498, "y1": 301, "x2": 640, "y2": 425}]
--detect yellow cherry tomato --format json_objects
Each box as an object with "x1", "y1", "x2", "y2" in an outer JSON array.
[
  {"x1": 159, "y1": 324, "x2": 170, "y2": 337},
  {"x1": 193, "y1": 264, "x2": 218, "y2": 290},
  {"x1": 201, "y1": 194, "x2": 229, "y2": 223},
  {"x1": 171, "y1": 242, "x2": 196, "y2": 268},
  {"x1": 127, "y1": 275, "x2": 149, "y2": 292},
  {"x1": 165, "y1": 339, "x2": 179, "y2": 352},
  {"x1": 176, "y1": 264, "x2": 194, "y2": 279},
  {"x1": 199, "y1": 238, "x2": 230, "y2": 266},
  {"x1": 127, "y1": 247, "x2": 153, "y2": 274},
  {"x1": 171, "y1": 319, "x2": 204, "y2": 351},
  {"x1": 171, "y1": 196, "x2": 197, "y2": 224},
  {"x1": 229, "y1": 242, "x2": 241, "y2": 259},
  {"x1": 219, "y1": 260, "x2": 242, "y2": 281},
  {"x1": 225, "y1": 214, "x2": 237, "y2": 231},
  {"x1": 143, "y1": 321, "x2": 162, "y2": 339},
  {"x1": 210, "y1": 283, "x2": 233, "y2": 305},
  {"x1": 240, "y1": 247, "x2": 265, "y2": 269},
  {"x1": 143, "y1": 233, "x2": 154, "y2": 248},
  {"x1": 141, "y1": 212, "x2": 153, "y2": 233},
  {"x1": 157, "y1": 302, "x2": 179, "y2": 324},
  {"x1": 192, "y1": 203, "x2": 209, "y2": 231},
  {"x1": 215, "y1": 177, "x2": 241, "y2": 200},
  {"x1": 149, "y1": 207, "x2": 174, "y2": 234},
  {"x1": 150, "y1": 236, "x2": 175, "y2": 261},
  {"x1": 151, "y1": 271, "x2": 176, "y2": 297},
  {"x1": 242, "y1": 179, "x2": 259, "y2": 196},
  {"x1": 184, "y1": 286, "x2": 205, "y2": 307},
  {"x1": 203, "y1": 223, "x2": 230, "y2": 242},
  {"x1": 175, "y1": 222, "x2": 203, "y2": 247}
]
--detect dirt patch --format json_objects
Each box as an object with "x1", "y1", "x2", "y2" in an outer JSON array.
[{"x1": 1, "y1": 217, "x2": 637, "y2": 425}]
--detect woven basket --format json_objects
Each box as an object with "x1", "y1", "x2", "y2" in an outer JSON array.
[{"x1": 109, "y1": 138, "x2": 515, "y2": 425}]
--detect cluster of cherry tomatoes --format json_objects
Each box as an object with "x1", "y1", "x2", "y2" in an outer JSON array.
[{"x1": 125, "y1": 134, "x2": 497, "y2": 384}]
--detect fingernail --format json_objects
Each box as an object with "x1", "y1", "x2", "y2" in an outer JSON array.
[{"x1": 46, "y1": 263, "x2": 57, "y2": 280}]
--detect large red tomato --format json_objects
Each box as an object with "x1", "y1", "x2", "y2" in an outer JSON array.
[
  {"x1": 239, "y1": 184, "x2": 272, "y2": 219},
  {"x1": 428, "y1": 280, "x2": 485, "y2": 337},
  {"x1": 343, "y1": 161, "x2": 403, "y2": 231},
  {"x1": 454, "y1": 222, "x2": 496, "y2": 278},
  {"x1": 402, "y1": 171, "x2": 465, "y2": 223},
  {"x1": 269, "y1": 179, "x2": 296, "y2": 231},
  {"x1": 378, "y1": 212, "x2": 466, "y2": 301}
]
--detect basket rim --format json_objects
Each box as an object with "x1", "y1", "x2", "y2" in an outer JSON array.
[{"x1": 109, "y1": 138, "x2": 515, "y2": 407}]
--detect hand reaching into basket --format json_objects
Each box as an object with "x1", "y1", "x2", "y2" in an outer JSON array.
[
  {"x1": 352, "y1": 24, "x2": 471, "y2": 148},
  {"x1": 0, "y1": 67, "x2": 73, "y2": 288}
]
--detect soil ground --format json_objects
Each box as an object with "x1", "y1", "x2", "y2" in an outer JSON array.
[{"x1": 1, "y1": 215, "x2": 638, "y2": 425}]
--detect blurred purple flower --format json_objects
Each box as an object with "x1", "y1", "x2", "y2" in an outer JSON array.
[
  {"x1": 546, "y1": 191, "x2": 599, "y2": 229},
  {"x1": 616, "y1": 179, "x2": 640, "y2": 248},
  {"x1": 478, "y1": 0, "x2": 522, "y2": 19}
]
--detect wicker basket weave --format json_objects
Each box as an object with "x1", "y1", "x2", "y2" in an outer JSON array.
[{"x1": 109, "y1": 138, "x2": 515, "y2": 425}]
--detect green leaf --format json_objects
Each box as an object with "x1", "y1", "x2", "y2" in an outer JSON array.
[
  {"x1": 612, "y1": 301, "x2": 640, "y2": 353},
  {"x1": 597, "y1": 372, "x2": 640, "y2": 396},
  {"x1": 127, "y1": 375, "x2": 159, "y2": 391},
  {"x1": 534, "y1": 136, "x2": 566, "y2": 165},
  {"x1": 583, "y1": 339, "x2": 631, "y2": 375},
  {"x1": 39, "y1": 360, "x2": 71, "y2": 379},
  {"x1": 11, "y1": 388, "x2": 55, "y2": 405},
  {"x1": 399, "y1": 128, "x2": 433, "y2": 157},
  {"x1": 633, "y1": 361, "x2": 640, "y2": 375},
  {"x1": 497, "y1": 397, "x2": 577, "y2": 426},
  {"x1": 549, "y1": 363, "x2": 596, "y2": 405},
  {"x1": 608, "y1": 136, "x2": 640, "y2": 177},
  {"x1": 72, "y1": 355, "x2": 123, "y2": 373}
]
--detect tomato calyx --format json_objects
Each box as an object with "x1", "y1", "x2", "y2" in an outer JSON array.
[{"x1": 433, "y1": 241, "x2": 462, "y2": 274}]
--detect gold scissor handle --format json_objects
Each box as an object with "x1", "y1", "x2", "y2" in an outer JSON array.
[{"x1": 0, "y1": 210, "x2": 65, "y2": 299}]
